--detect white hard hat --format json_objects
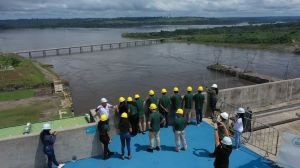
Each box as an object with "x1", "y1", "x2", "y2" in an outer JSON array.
[
  {"x1": 42, "y1": 123, "x2": 51, "y2": 130},
  {"x1": 236, "y1": 107, "x2": 245, "y2": 114},
  {"x1": 101, "y1": 98, "x2": 108, "y2": 103},
  {"x1": 221, "y1": 136, "x2": 232, "y2": 146},
  {"x1": 220, "y1": 112, "x2": 229, "y2": 120},
  {"x1": 211, "y1": 84, "x2": 218, "y2": 88}
]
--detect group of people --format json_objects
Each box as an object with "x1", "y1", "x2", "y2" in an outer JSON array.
[{"x1": 40, "y1": 83, "x2": 247, "y2": 168}]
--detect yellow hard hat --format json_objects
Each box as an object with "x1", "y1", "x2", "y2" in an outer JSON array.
[
  {"x1": 127, "y1": 96, "x2": 133, "y2": 102},
  {"x1": 187, "y1": 86, "x2": 193, "y2": 92},
  {"x1": 121, "y1": 112, "x2": 128, "y2": 119},
  {"x1": 134, "y1": 94, "x2": 140, "y2": 99},
  {"x1": 119, "y1": 96, "x2": 126, "y2": 103},
  {"x1": 176, "y1": 108, "x2": 184, "y2": 115},
  {"x1": 161, "y1": 88, "x2": 167, "y2": 93},
  {"x1": 198, "y1": 86, "x2": 204, "y2": 91},
  {"x1": 173, "y1": 87, "x2": 179, "y2": 92},
  {"x1": 100, "y1": 114, "x2": 108, "y2": 121},
  {"x1": 149, "y1": 90, "x2": 155, "y2": 96},
  {"x1": 149, "y1": 103, "x2": 157, "y2": 110}
]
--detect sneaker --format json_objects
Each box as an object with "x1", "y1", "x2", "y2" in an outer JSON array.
[
  {"x1": 176, "y1": 148, "x2": 180, "y2": 152},
  {"x1": 121, "y1": 155, "x2": 125, "y2": 160},
  {"x1": 155, "y1": 146, "x2": 161, "y2": 151},
  {"x1": 108, "y1": 152, "x2": 115, "y2": 156},
  {"x1": 128, "y1": 155, "x2": 132, "y2": 160},
  {"x1": 142, "y1": 131, "x2": 146, "y2": 135},
  {"x1": 147, "y1": 148, "x2": 154, "y2": 152},
  {"x1": 58, "y1": 164, "x2": 65, "y2": 168}
]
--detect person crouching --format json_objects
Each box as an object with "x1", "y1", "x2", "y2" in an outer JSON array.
[{"x1": 173, "y1": 108, "x2": 188, "y2": 152}]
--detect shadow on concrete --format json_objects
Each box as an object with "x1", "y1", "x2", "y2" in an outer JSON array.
[
  {"x1": 91, "y1": 130, "x2": 103, "y2": 160},
  {"x1": 192, "y1": 148, "x2": 211, "y2": 158},
  {"x1": 161, "y1": 145, "x2": 176, "y2": 152},
  {"x1": 134, "y1": 144, "x2": 148, "y2": 152},
  {"x1": 238, "y1": 158, "x2": 275, "y2": 168},
  {"x1": 34, "y1": 138, "x2": 46, "y2": 167}
]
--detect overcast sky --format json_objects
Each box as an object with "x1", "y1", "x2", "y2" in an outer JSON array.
[{"x1": 0, "y1": 0, "x2": 300, "y2": 19}]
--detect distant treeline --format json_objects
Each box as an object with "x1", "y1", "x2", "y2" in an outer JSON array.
[
  {"x1": 1, "y1": 16, "x2": 300, "y2": 29},
  {"x1": 123, "y1": 22, "x2": 300, "y2": 45}
]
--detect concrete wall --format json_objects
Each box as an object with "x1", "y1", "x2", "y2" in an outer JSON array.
[
  {"x1": 0, "y1": 123, "x2": 102, "y2": 168},
  {"x1": 218, "y1": 78, "x2": 300, "y2": 112},
  {"x1": 1, "y1": 78, "x2": 300, "y2": 168}
]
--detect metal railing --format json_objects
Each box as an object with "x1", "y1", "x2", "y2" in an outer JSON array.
[{"x1": 217, "y1": 101, "x2": 280, "y2": 156}]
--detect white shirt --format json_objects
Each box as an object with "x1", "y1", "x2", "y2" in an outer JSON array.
[
  {"x1": 96, "y1": 103, "x2": 113, "y2": 118},
  {"x1": 234, "y1": 118, "x2": 244, "y2": 133}
]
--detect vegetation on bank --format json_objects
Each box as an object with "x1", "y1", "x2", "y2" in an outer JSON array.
[
  {"x1": 0, "y1": 89, "x2": 34, "y2": 101},
  {"x1": 1, "y1": 16, "x2": 300, "y2": 29},
  {"x1": 0, "y1": 53, "x2": 51, "y2": 90},
  {"x1": 123, "y1": 22, "x2": 300, "y2": 54}
]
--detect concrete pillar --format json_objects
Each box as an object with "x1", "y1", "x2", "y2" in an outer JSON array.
[
  {"x1": 91, "y1": 46, "x2": 93, "y2": 52},
  {"x1": 80, "y1": 47, "x2": 82, "y2": 53},
  {"x1": 119, "y1": 43, "x2": 121, "y2": 48},
  {"x1": 56, "y1": 49, "x2": 59, "y2": 55},
  {"x1": 29, "y1": 52, "x2": 32, "y2": 58},
  {"x1": 69, "y1": 48, "x2": 71, "y2": 55},
  {"x1": 101, "y1": 44, "x2": 103, "y2": 50},
  {"x1": 135, "y1": 41, "x2": 137, "y2": 46},
  {"x1": 110, "y1": 44, "x2": 112, "y2": 49},
  {"x1": 43, "y1": 50, "x2": 46, "y2": 57}
]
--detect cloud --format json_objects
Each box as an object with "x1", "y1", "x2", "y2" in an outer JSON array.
[{"x1": 0, "y1": 0, "x2": 299, "y2": 19}]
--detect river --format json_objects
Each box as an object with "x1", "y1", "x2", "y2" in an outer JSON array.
[{"x1": 1, "y1": 25, "x2": 300, "y2": 114}]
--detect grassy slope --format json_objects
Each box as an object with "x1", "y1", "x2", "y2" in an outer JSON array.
[
  {"x1": 0, "y1": 54, "x2": 51, "y2": 89},
  {"x1": 0, "y1": 89, "x2": 34, "y2": 101}
]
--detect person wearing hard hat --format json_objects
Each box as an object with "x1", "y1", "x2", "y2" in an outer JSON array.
[
  {"x1": 116, "y1": 96, "x2": 128, "y2": 116},
  {"x1": 170, "y1": 86, "x2": 182, "y2": 120},
  {"x1": 145, "y1": 90, "x2": 158, "y2": 118},
  {"x1": 98, "y1": 114, "x2": 114, "y2": 160},
  {"x1": 193, "y1": 86, "x2": 205, "y2": 126},
  {"x1": 147, "y1": 103, "x2": 165, "y2": 152},
  {"x1": 135, "y1": 94, "x2": 146, "y2": 134},
  {"x1": 96, "y1": 98, "x2": 115, "y2": 119},
  {"x1": 159, "y1": 88, "x2": 170, "y2": 128},
  {"x1": 40, "y1": 123, "x2": 65, "y2": 168},
  {"x1": 127, "y1": 96, "x2": 139, "y2": 136},
  {"x1": 210, "y1": 112, "x2": 230, "y2": 157},
  {"x1": 173, "y1": 108, "x2": 188, "y2": 152},
  {"x1": 182, "y1": 86, "x2": 194, "y2": 124},
  {"x1": 213, "y1": 123, "x2": 233, "y2": 168},
  {"x1": 234, "y1": 107, "x2": 244, "y2": 150},
  {"x1": 118, "y1": 112, "x2": 132, "y2": 160},
  {"x1": 207, "y1": 84, "x2": 219, "y2": 120}
]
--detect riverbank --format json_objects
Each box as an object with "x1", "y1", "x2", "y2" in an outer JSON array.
[
  {"x1": 0, "y1": 53, "x2": 74, "y2": 128},
  {"x1": 123, "y1": 22, "x2": 300, "y2": 54}
]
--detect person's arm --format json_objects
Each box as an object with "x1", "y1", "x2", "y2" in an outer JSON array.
[
  {"x1": 160, "y1": 114, "x2": 165, "y2": 125},
  {"x1": 214, "y1": 123, "x2": 220, "y2": 147},
  {"x1": 147, "y1": 120, "x2": 151, "y2": 130}
]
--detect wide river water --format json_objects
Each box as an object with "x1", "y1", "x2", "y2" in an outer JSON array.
[{"x1": 1, "y1": 25, "x2": 300, "y2": 114}]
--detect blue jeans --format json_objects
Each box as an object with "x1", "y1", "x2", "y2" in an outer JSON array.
[
  {"x1": 234, "y1": 131, "x2": 241, "y2": 149},
  {"x1": 120, "y1": 132, "x2": 131, "y2": 156},
  {"x1": 196, "y1": 108, "x2": 203, "y2": 124}
]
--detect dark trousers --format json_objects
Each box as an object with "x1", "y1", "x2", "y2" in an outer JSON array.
[
  {"x1": 163, "y1": 112, "x2": 169, "y2": 127},
  {"x1": 129, "y1": 115, "x2": 139, "y2": 136},
  {"x1": 46, "y1": 153, "x2": 59, "y2": 168},
  {"x1": 196, "y1": 108, "x2": 203, "y2": 124},
  {"x1": 210, "y1": 98, "x2": 217, "y2": 118},
  {"x1": 120, "y1": 132, "x2": 131, "y2": 156},
  {"x1": 100, "y1": 135, "x2": 111, "y2": 158}
]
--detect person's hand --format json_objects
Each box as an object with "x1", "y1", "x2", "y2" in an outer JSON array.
[
  {"x1": 214, "y1": 123, "x2": 218, "y2": 129},
  {"x1": 52, "y1": 131, "x2": 57, "y2": 136},
  {"x1": 129, "y1": 128, "x2": 132, "y2": 133}
]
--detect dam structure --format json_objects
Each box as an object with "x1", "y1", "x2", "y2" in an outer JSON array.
[{"x1": 1, "y1": 78, "x2": 300, "y2": 168}]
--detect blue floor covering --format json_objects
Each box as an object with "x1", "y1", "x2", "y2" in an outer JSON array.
[{"x1": 64, "y1": 122, "x2": 274, "y2": 168}]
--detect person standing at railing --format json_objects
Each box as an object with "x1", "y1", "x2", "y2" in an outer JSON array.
[
  {"x1": 118, "y1": 112, "x2": 132, "y2": 160},
  {"x1": 182, "y1": 86, "x2": 194, "y2": 125},
  {"x1": 98, "y1": 114, "x2": 114, "y2": 160},
  {"x1": 116, "y1": 97, "x2": 128, "y2": 116},
  {"x1": 159, "y1": 88, "x2": 170, "y2": 128},
  {"x1": 40, "y1": 123, "x2": 65, "y2": 168},
  {"x1": 207, "y1": 84, "x2": 219, "y2": 120},
  {"x1": 127, "y1": 96, "x2": 139, "y2": 136},
  {"x1": 193, "y1": 86, "x2": 205, "y2": 126},
  {"x1": 96, "y1": 98, "x2": 116, "y2": 120},
  {"x1": 234, "y1": 107, "x2": 245, "y2": 150},
  {"x1": 135, "y1": 94, "x2": 146, "y2": 134},
  {"x1": 213, "y1": 123, "x2": 233, "y2": 168},
  {"x1": 171, "y1": 87, "x2": 182, "y2": 120}
]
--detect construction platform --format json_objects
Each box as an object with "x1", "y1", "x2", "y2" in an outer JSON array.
[{"x1": 64, "y1": 122, "x2": 274, "y2": 168}]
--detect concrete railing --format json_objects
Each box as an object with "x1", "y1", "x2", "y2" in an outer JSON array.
[{"x1": 1, "y1": 78, "x2": 300, "y2": 168}]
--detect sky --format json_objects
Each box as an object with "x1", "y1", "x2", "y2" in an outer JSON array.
[{"x1": 0, "y1": 0, "x2": 300, "y2": 19}]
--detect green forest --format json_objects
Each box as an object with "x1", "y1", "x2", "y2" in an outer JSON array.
[
  {"x1": 0, "y1": 16, "x2": 300, "y2": 29},
  {"x1": 123, "y1": 22, "x2": 300, "y2": 53}
]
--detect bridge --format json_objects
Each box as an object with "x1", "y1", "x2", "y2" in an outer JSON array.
[{"x1": 15, "y1": 38, "x2": 168, "y2": 58}]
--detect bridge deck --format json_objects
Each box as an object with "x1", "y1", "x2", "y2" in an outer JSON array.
[{"x1": 64, "y1": 122, "x2": 274, "y2": 168}]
